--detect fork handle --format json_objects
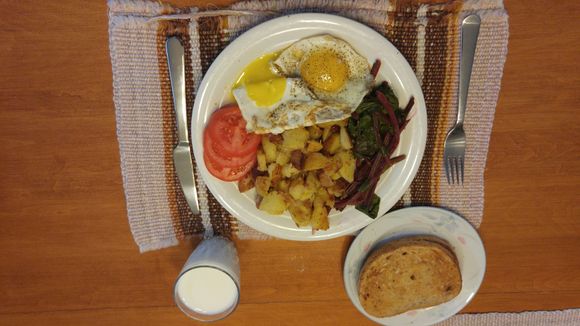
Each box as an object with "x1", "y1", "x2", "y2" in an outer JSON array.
[{"x1": 457, "y1": 14, "x2": 480, "y2": 125}]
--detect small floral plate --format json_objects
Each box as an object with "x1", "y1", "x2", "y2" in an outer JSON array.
[{"x1": 343, "y1": 207, "x2": 485, "y2": 325}]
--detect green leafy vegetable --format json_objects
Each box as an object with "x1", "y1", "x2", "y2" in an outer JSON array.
[
  {"x1": 336, "y1": 81, "x2": 414, "y2": 219},
  {"x1": 347, "y1": 83, "x2": 402, "y2": 160},
  {"x1": 356, "y1": 194, "x2": 381, "y2": 219}
]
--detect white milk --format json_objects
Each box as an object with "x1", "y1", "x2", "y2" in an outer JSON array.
[
  {"x1": 175, "y1": 266, "x2": 239, "y2": 315},
  {"x1": 174, "y1": 237, "x2": 240, "y2": 321}
]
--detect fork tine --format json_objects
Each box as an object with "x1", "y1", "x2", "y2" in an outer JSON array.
[
  {"x1": 450, "y1": 157, "x2": 456, "y2": 184},
  {"x1": 459, "y1": 156, "x2": 464, "y2": 184},
  {"x1": 455, "y1": 157, "x2": 461, "y2": 185},
  {"x1": 445, "y1": 157, "x2": 451, "y2": 184},
  {"x1": 454, "y1": 157, "x2": 460, "y2": 184}
]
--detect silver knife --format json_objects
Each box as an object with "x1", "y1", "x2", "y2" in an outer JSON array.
[{"x1": 166, "y1": 37, "x2": 200, "y2": 215}]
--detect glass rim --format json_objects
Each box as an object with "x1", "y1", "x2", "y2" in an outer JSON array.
[{"x1": 173, "y1": 264, "x2": 240, "y2": 322}]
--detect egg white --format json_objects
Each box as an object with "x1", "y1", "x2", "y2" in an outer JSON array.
[
  {"x1": 233, "y1": 78, "x2": 353, "y2": 134},
  {"x1": 273, "y1": 35, "x2": 373, "y2": 109}
]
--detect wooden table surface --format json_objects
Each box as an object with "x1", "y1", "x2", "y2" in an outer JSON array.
[{"x1": 1, "y1": 0, "x2": 579, "y2": 325}]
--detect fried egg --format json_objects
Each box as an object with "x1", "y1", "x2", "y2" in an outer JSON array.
[
  {"x1": 232, "y1": 35, "x2": 372, "y2": 134},
  {"x1": 274, "y1": 35, "x2": 373, "y2": 109},
  {"x1": 233, "y1": 78, "x2": 352, "y2": 134}
]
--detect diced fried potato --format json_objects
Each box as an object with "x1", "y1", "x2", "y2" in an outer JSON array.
[
  {"x1": 257, "y1": 149, "x2": 267, "y2": 172},
  {"x1": 339, "y1": 127, "x2": 353, "y2": 150},
  {"x1": 304, "y1": 152, "x2": 330, "y2": 171},
  {"x1": 255, "y1": 176, "x2": 271, "y2": 197},
  {"x1": 323, "y1": 155, "x2": 341, "y2": 175},
  {"x1": 308, "y1": 125, "x2": 322, "y2": 139},
  {"x1": 276, "y1": 151, "x2": 291, "y2": 166},
  {"x1": 282, "y1": 127, "x2": 309, "y2": 150},
  {"x1": 303, "y1": 188, "x2": 316, "y2": 201},
  {"x1": 306, "y1": 172, "x2": 320, "y2": 189},
  {"x1": 282, "y1": 163, "x2": 300, "y2": 178},
  {"x1": 289, "y1": 178, "x2": 304, "y2": 200},
  {"x1": 289, "y1": 177, "x2": 315, "y2": 201},
  {"x1": 323, "y1": 133, "x2": 341, "y2": 154},
  {"x1": 237, "y1": 173, "x2": 254, "y2": 193},
  {"x1": 316, "y1": 187, "x2": 334, "y2": 208},
  {"x1": 268, "y1": 134, "x2": 283, "y2": 145},
  {"x1": 279, "y1": 191, "x2": 293, "y2": 205},
  {"x1": 250, "y1": 119, "x2": 356, "y2": 228},
  {"x1": 276, "y1": 178, "x2": 290, "y2": 192},
  {"x1": 290, "y1": 150, "x2": 304, "y2": 169},
  {"x1": 322, "y1": 125, "x2": 339, "y2": 142},
  {"x1": 322, "y1": 126, "x2": 332, "y2": 141},
  {"x1": 318, "y1": 121, "x2": 336, "y2": 129},
  {"x1": 318, "y1": 118, "x2": 347, "y2": 128},
  {"x1": 317, "y1": 171, "x2": 334, "y2": 187},
  {"x1": 318, "y1": 119, "x2": 348, "y2": 129},
  {"x1": 305, "y1": 140, "x2": 323, "y2": 153},
  {"x1": 288, "y1": 199, "x2": 312, "y2": 227},
  {"x1": 337, "y1": 150, "x2": 356, "y2": 182},
  {"x1": 258, "y1": 191, "x2": 288, "y2": 215},
  {"x1": 311, "y1": 197, "x2": 329, "y2": 230},
  {"x1": 262, "y1": 136, "x2": 277, "y2": 163},
  {"x1": 330, "y1": 172, "x2": 342, "y2": 180},
  {"x1": 267, "y1": 163, "x2": 283, "y2": 183},
  {"x1": 304, "y1": 173, "x2": 319, "y2": 201}
]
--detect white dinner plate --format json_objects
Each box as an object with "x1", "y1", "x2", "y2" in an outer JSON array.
[
  {"x1": 343, "y1": 207, "x2": 486, "y2": 325},
  {"x1": 192, "y1": 13, "x2": 427, "y2": 240}
]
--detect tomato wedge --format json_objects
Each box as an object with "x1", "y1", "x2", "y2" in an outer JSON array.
[
  {"x1": 207, "y1": 105, "x2": 261, "y2": 156},
  {"x1": 204, "y1": 130, "x2": 256, "y2": 168},
  {"x1": 204, "y1": 151, "x2": 256, "y2": 181}
]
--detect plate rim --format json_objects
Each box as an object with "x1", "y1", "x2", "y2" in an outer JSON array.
[
  {"x1": 343, "y1": 206, "x2": 486, "y2": 325},
  {"x1": 191, "y1": 13, "x2": 428, "y2": 240}
]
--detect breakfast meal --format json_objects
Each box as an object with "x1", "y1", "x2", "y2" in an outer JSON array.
[
  {"x1": 358, "y1": 236, "x2": 462, "y2": 317},
  {"x1": 202, "y1": 34, "x2": 414, "y2": 230}
]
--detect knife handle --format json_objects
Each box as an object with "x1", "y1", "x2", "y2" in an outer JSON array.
[{"x1": 166, "y1": 37, "x2": 189, "y2": 144}]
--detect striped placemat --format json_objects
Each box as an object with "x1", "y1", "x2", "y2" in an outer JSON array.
[
  {"x1": 442, "y1": 309, "x2": 580, "y2": 326},
  {"x1": 108, "y1": 0, "x2": 508, "y2": 252}
]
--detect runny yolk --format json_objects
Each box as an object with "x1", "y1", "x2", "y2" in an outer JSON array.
[
  {"x1": 232, "y1": 52, "x2": 286, "y2": 107},
  {"x1": 244, "y1": 78, "x2": 288, "y2": 107},
  {"x1": 300, "y1": 49, "x2": 348, "y2": 92}
]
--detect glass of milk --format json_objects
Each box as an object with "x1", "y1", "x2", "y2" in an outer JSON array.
[{"x1": 174, "y1": 236, "x2": 240, "y2": 321}]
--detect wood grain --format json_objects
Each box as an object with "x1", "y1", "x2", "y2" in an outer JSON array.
[{"x1": 0, "y1": 0, "x2": 579, "y2": 325}]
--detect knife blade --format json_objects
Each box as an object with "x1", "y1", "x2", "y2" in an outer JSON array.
[{"x1": 166, "y1": 37, "x2": 200, "y2": 215}]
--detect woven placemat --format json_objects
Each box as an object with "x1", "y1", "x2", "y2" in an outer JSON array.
[
  {"x1": 108, "y1": 0, "x2": 508, "y2": 252},
  {"x1": 441, "y1": 309, "x2": 580, "y2": 326}
]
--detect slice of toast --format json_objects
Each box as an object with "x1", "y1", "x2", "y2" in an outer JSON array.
[{"x1": 358, "y1": 236, "x2": 462, "y2": 317}]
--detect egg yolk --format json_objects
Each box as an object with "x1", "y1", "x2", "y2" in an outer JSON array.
[
  {"x1": 233, "y1": 52, "x2": 286, "y2": 107},
  {"x1": 300, "y1": 49, "x2": 348, "y2": 92},
  {"x1": 245, "y1": 78, "x2": 287, "y2": 107}
]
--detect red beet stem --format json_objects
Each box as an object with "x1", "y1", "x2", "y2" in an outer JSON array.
[{"x1": 371, "y1": 59, "x2": 381, "y2": 79}]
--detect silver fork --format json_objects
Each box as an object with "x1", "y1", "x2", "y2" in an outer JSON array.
[{"x1": 444, "y1": 14, "x2": 480, "y2": 184}]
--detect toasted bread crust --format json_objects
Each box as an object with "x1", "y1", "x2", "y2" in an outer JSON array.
[{"x1": 358, "y1": 236, "x2": 462, "y2": 317}]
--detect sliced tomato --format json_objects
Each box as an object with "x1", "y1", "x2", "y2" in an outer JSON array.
[
  {"x1": 207, "y1": 105, "x2": 261, "y2": 156},
  {"x1": 204, "y1": 151, "x2": 256, "y2": 182},
  {"x1": 204, "y1": 130, "x2": 256, "y2": 168}
]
